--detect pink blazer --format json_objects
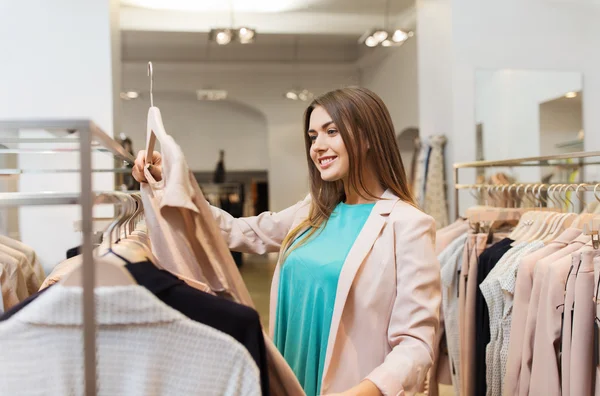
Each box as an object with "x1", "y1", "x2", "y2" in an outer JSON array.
[{"x1": 211, "y1": 190, "x2": 441, "y2": 395}]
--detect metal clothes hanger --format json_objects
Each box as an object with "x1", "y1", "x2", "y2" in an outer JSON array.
[
  {"x1": 62, "y1": 193, "x2": 137, "y2": 287},
  {"x1": 145, "y1": 61, "x2": 169, "y2": 170}
]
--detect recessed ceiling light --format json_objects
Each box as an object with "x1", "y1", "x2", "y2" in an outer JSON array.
[
  {"x1": 285, "y1": 91, "x2": 298, "y2": 100},
  {"x1": 565, "y1": 92, "x2": 578, "y2": 98},
  {"x1": 372, "y1": 30, "x2": 388, "y2": 43},
  {"x1": 121, "y1": 0, "x2": 312, "y2": 13},
  {"x1": 392, "y1": 29, "x2": 409, "y2": 43},
  {"x1": 197, "y1": 89, "x2": 228, "y2": 101},
  {"x1": 238, "y1": 27, "x2": 256, "y2": 44},
  {"x1": 381, "y1": 40, "x2": 393, "y2": 47},
  {"x1": 215, "y1": 29, "x2": 232, "y2": 45},
  {"x1": 365, "y1": 36, "x2": 379, "y2": 48},
  {"x1": 120, "y1": 91, "x2": 139, "y2": 100}
]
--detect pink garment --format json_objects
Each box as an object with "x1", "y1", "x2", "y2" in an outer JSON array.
[
  {"x1": 528, "y1": 245, "x2": 594, "y2": 396},
  {"x1": 568, "y1": 250, "x2": 597, "y2": 396},
  {"x1": 593, "y1": 255, "x2": 600, "y2": 396},
  {"x1": 436, "y1": 219, "x2": 469, "y2": 255},
  {"x1": 561, "y1": 253, "x2": 582, "y2": 396},
  {"x1": 517, "y1": 234, "x2": 589, "y2": 396},
  {"x1": 140, "y1": 132, "x2": 304, "y2": 396},
  {"x1": 503, "y1": 227, "x2": 581, "y2": 396}
]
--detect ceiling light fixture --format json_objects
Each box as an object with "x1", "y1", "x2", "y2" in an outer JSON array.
[
  {"x1": 238, "y1": 27, "x2": 256, "y2": 44},
  {"x1": 392, "y1": 29, "x2": 409, "y2": 43},
  {"x1": 209, "y1": 28, "x2": 257, "y2": 45},
  {"x1": 214, "y1": 29, "x2": 232, "y2": 45},
  {"x1": 197, "y1": 89, "x2": 228, "y2": 101},
  {"x1": 284, "y1": 89, "x2": 313, "y2": 102},
  {"x1": 119, "y1": 91, "x2": 139, "y2": 100},
  {"x1": 208, "y1": 4, "x2": 256, "y2": 45},
  {"x1": 372, "y1": 30, "x2": 389, "y2": 43},
  {"x1": 365, "y1": 36, "x2": 379, "y2": 48},
  {"x1": 359, "y1": 0, "x2": 415, "y2": 48},
  {"x1": 565, "y1": 91, "x2": 578, "y2": 98}
]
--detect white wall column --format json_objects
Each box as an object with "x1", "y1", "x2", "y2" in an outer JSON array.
[
  {"x1": 0, "y1": 0, "x2": 120, "y2": 270},
  {"x1": 416, "y1": 0, "x2": 600, "y2": 218}
]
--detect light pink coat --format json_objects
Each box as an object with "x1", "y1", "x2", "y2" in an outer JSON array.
[{"x1": 211, "y1": 190, "x2": 441, "y2": 395}]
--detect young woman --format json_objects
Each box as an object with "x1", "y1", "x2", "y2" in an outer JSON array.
[{"x1": 133, "y1": 87, "x2": 441, "y2": 396}]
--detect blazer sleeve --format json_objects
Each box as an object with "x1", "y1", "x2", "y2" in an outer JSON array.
[
  {"x1": 209, "y1": 195, "x2": 311, "y2": 255},
  {"x1": 366, "y1": 209, "x2": 441, "y2": 396}
]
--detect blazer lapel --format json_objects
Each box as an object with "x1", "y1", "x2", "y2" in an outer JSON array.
[{"x1": 321, "y1": 190, "x2": 399, "y2": 390}]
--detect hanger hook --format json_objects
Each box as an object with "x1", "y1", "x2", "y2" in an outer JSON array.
[
  {"x1": 523, "y1": 184, "x2": 532, "y2": 207},
  {"x1": 537, "y1": 184, "x2": 547, "y2": 208},
  {"x1": 575, "y1": 184, "x2": 588, "y2": 209},
  {"x1": 564, "y1": 185, "x2": 576, "y2": 212},
  {"x1": 147, "y1": 61, "x2": 154, "y2": 107},
  {"x1": 594, "y1": 183, "x2": 600, "y2": 203},
  {"x1": 547, "y1": 184, "x2": 557, "y2": 208},
  {"x1": 515, "y1": 184, "x2": 524, "y2": 208},
  {"x1": 556, "y1": 184, "x2": 567, "y2": 210}
]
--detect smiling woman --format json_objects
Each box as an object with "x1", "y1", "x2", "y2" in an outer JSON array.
[{"x1": 133, "y1": 87, "x2": 441, "y2": 396}]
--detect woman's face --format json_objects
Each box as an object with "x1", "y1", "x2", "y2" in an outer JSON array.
[{"x1": 308, "y1": 106, "x2": 350, "y2": 182}]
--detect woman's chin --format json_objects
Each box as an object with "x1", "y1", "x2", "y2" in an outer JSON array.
[{"x1": 319, "y1": 171, "x2": 343, "y2": 182}]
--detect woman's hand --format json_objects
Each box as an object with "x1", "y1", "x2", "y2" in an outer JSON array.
[
  {"x1": 132, "y1": 150, "x2": 163, "y2": 183},
  {"x1": 322, "y1": 380, "x2": 382, "y2": 396}
]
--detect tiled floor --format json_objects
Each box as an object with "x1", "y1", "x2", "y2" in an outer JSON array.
[{"x1": 239, "y1": 254, "x2": 455, "y2": 396}]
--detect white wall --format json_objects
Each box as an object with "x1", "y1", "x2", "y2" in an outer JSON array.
[
  {"x1": 121, "y1": 62, "x2": 359, "y2": 211},
  {"x1": 475, "y1": 69, "x2": 582, "y2": 182},
  {"x1": 359, "y1": 39, "x2": 419, "y2": 136},
  {"x1": 0, "y1": 0, "x2": 119, "y2": 270},
  {"x1": 122, "y1": 95, "x2": 269, "y2": 171},
  {"x1": 417, "y1": 0, "x2": 600, "y2": 217}
]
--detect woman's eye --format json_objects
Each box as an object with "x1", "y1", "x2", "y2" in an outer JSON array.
[
  {"x1": 309, "y1": 135, "x2": 317, "y2": 141},
  {"x1": 327, "y1": 129, "x2": 337, "y2": 135}
]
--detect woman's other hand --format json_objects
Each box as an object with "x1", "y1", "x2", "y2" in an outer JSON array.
[{"x1": 132, "y1": 150, "x2": 163, "y2": 183}]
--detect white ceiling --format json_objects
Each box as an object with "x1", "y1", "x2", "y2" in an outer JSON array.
[
  {"x1": 286, "y1": 0, "x2": 413, "y2": 15},
  {"x1": 121, "y1": 0, "x2": 414, "y2": 16},
  {"x1": 120, "y1": 0, "x2": 416, "y2": 36},
  {"x1": 120, "y1": 0, "x2": 416, "y2": 64}
]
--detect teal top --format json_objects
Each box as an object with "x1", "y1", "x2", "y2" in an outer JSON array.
[{"x1": 273, "y1": 202, "x2": 375, "y2": 396}]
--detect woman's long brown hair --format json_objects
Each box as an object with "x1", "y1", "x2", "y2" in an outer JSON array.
[{"x1": 280, "y1": 87, "x2": 416, "y2": 258}]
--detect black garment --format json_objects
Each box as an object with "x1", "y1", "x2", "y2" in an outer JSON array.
[
  {"x1": 213, "y1": 160, "x2": 225, "y2": 184},
  {"x1": 0, "y1": 261, "x2": 269, "y2": 396},
  {"x1": 66, "y1": 246, "x2": 80, "y2": 259},
  {"x1": 125, "y1": 262, "x2": 268, "y2": 396},
  {"x1": 474, "y1": 237, "x2": 514, "y2": 396}
]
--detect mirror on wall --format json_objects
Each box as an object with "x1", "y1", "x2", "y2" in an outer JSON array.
[{"x1": 475, "y1": 69, "x2": 583, "y2": 183}]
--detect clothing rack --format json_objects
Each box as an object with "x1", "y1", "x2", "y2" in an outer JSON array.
[
  {"x1": 453, "y1": 151, "x2": 600, "y2": 219},
  {"x1": 0, "y1": 119, "x2": 135, "y2": 396}
]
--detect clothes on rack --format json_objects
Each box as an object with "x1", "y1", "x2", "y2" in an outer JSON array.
[
  {"x1": 20, "y1": 259, "x2": 271, "y2": 395},
  {"x1": 428, "y1": 186, "x2": 600, "y2": 396},
  {"x1": 412, "y1": 138, "x2": 430, "y2": 208},
  {"x1": 0, "y1": 284, "x2": 261, "y2": 395},
  {"x1": 411, "y1": 135, "x2": 449, "y2": 229},
  {"x1": 424, "y1": 135, "x2": 449, "y2": 229},
  {"x1": 0, "y1": 235, "x2": 43, "y2": 312}
]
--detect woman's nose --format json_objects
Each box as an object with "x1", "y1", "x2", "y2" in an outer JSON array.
[{"x1": 312, "y1": 133, "x2": 327, "y2": 151}]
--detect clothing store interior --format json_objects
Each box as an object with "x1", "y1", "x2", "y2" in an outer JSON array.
[{"x1": 1, "y1": 0, "x2": 600, "y2": 395}]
